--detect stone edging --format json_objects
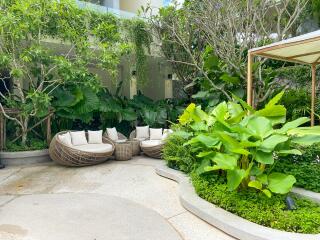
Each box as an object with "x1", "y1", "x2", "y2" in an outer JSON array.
[
  {"x1": 155, "y1": 164, "x2": 320, "y2": 240},
  {"x1": 292, "y1": 187, "x2": 320, "y2": 204},
  {"x1": 0, "y1": 149, "x2": 51, "y2": 166}
]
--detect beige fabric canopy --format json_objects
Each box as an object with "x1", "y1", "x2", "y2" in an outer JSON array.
[{"x1": 247, "y1": 30, "x2": 320, "y2": 126}]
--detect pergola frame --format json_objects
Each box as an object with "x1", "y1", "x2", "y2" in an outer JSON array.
[{"x1": 247, "y1": 30, "x2": 320, "y2": 126}]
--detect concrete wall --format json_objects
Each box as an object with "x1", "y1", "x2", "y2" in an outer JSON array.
[
  {"x1": 119, "y1": 0, "x2": 163, "y2": 13},
  {"x1": 90, "y1": 54, "x2": 173, "y2": 100},
  {"x1": 102, "y1": 0, "x2": 120, "y2": 8}
]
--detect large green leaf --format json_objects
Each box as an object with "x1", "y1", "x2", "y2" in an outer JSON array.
[
  {"x1": 267, "y1": 172, "x2": 296, "y2": 194},
  {"x1": 247, "y1": 116, "x2": 273, "y2": 139},
  {"x1": 260, "y1": 135, "x2": 288, "y2": 151},
  {"x1": 190, "y1": 122, "x2": 209, "y2": 132},
  {"x1": 291, "y1": 135, "x2": 320, "y2": 146},
  {"x1": 255, "y1": 105, "x2": 286, "y2": 125},
  {"x1": 227, "y1": 168, "x2": 246, "y2": 191},
  {"x1": 277, "y1": 149, "x2": 302, "y2": 156},
  {"x1": 255, "y1": 150, "x2": 274, "y2": 164},
  {"x1": 217, "y1": 132, "x2": 250, "y2": 156},
  {"x1": 265, "y1": 91, "x2": 284, "y2": 108},
  {"x1": 211, "y1": 153, "x2": 239, "y2": 170},
  {"x1": 248, "y1": 180, "x2": 262, "y2": 190},
  {"x1": 186, "y1": 134, "x2": 219, "y2": 148},
  {"x1": 196, "y1": 158, "x2": 211, "y2": 175},
  {"x1": 227, "y1": 102, "x2": 244, "y2": 123},
  {"x1": 288, "y1": 126, "x2": 320, "y2": 136},
  {"x1": 178, "y1": 103, "x2": 196, "y2": 125},
  {"x1": 276, "y1": 117, "x2": 310, "y2": 134},
  {"x1": 212, "y1": 101, "x2": 228, "y2": 121},
  {"x1": 232, "y1": 94, "x2": 254, "y2": 112},
  {"x1": 254, "y1": 92, "x2": 286, "y2": 126}
]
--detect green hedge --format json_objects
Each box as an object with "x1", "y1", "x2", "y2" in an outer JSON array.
[{"x1": 274, "y1": 144, "x2": 320, "y2": 193}]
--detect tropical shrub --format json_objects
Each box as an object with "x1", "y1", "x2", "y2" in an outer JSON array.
[
  {"x1": 51, "y1": 88, "x2": 186, "y2": 136},
  {"x1": 176, "y1": 91, "x2": 320, "y2": 197}
]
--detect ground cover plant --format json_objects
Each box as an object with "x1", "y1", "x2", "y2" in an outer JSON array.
[{"x1": 192, "y1": 172, "x2": 320, "y2": 234}]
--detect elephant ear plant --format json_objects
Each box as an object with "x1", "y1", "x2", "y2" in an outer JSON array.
[{"x1": 178, "y1": 91, "x2": 320, "y2": 197}]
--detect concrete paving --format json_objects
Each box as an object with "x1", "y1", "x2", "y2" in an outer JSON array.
[{"x1": 0, "y1": 156, "x2": 236, "y2": 240}]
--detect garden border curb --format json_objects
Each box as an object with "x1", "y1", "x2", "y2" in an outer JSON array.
[
  {"x1": 292, "y1": 187, "x2": 320, "y2": 203},
  {"x1": 155, "y1": 164, "x2": 320, "y2": 240},
  {"x1": 0, "y1": 149, "x2": 51, "y2": 166}
]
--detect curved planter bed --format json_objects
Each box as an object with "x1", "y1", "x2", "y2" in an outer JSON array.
[
  {"x1": 156, "y1": 164, "x2": 320, "y2": 240},
  {"x1": 0, "y1": 149, "x2": 51, "y2": 166}
]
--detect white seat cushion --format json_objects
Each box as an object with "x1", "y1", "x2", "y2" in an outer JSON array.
[
  {"x1": 106, "y1": 127, "x2": 118, "y2": 141},
  {"x1": 70, "y1": 131, "x2": 88, "y2": 146},
  {"x1": 58, "y1": 132, "x2": 72, "y2": 146},
  {"x1": 150, "y1": 128, "x2": 163, "y2": 140},
  {"x1": 88, "y1": 130, "x2": 103, "y2": 144},
  {"x1": 133, "y1": 137, "x2": 147, "y2": 141},
  {"x1": 141, "y1": 140, "x2": 163, "y2": 148},
  {"x1": 72, "y1": 143, "x2": 113, "y2": 153},
  {"x1": 136, "y1": 126, "x2": 149, "y2": 139}
]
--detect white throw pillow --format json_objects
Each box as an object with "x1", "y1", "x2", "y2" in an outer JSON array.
[
  {"x1": 107, "y1": 127, "x2": 118, "y2": 141},
  {"x1": 150, "y1": 128, "x2": 163, "y2": 140},
  {"x1": 70, "y1": 131, "x2": 88, "y2": 146},
  {"x1": 136, "y1": 126, "x2": 149, "y2": 139},
  {"x1": 162, "y1": 129, "x2": 174, "y2": 140},
  {"x1": 88, "y1": 130, "x2": 103, "y2": 144},
  {"x1": 58, "y1": 132, "x2": 72, "y2": 146}
]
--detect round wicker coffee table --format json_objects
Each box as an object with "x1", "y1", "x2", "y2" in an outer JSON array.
[
  {"x1": 115, "y1": 142, "x2": 132, "y2": 161},
  {"x1": 129, "y1": 140, "x2": 140, "y2": 156}
]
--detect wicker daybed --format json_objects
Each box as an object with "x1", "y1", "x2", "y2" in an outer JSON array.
[
  {"x1": 49, "y1": 131, "x2": 115, "y2": 167},
  {"x1": 130, "y1": 130, "x2": 164, "y2": 159}
]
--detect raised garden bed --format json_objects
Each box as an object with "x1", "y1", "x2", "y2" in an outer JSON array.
[{"x1": 156, "y1": 164, "x2": 320, "y2": 240}]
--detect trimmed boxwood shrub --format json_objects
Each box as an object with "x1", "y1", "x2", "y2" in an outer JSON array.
[
  {"x1": 163, "y1": 135, "x2": 195, "y2": 173},
  {"x1": 191, "y1": 172, "x2": 320, "y2": 234}
]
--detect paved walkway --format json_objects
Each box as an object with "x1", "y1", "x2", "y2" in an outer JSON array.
[{"x1": 0, "y1": 156, "x2": 235, "y2": 240}]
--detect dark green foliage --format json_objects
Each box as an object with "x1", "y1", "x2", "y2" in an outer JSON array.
[
  {"x1": 274, "y1": 144, "x2": 320, "y2": 193},
  {"x1": 163, "y1": 134, "x2": 195, "y2": 172},
  {"x1": 52, "y1": 87, "x2": 187, "y2": 136},
  {"x1": 191, "y1": 173, "x2": 320, "y2": 234},
  {"x1": 6, "y1": 138, "x2": 47, "y2": 151},
  {"x1": 280, "y1": 89, "x2": 312, "y2": 121}
]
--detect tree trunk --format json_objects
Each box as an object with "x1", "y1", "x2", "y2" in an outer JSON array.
[{"x1": 21, "y1": 117, "x2": 29, "y2": 146}]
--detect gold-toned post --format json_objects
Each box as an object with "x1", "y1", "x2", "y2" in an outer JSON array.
[
  {"x1": 247, "y1": 53, "x2": 254, "y2": 106},
  {"x1": 311, "y1": 64, "x2": 317, "y2": 126},
  {"x1": 46, "y1": 113, "x2": 52, "y2": 145}
]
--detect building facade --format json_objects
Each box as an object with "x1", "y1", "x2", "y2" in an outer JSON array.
[{"x1": 86, "y1": 0, "x2": 167, "y2": 13}]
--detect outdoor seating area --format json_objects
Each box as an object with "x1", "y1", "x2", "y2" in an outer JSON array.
[
  {"x1": 49, "y1": 126, "x2": 172, "y2": 166},
  {"x1": 0, "y1": 0, "x2": 320, "y2": 240}
]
